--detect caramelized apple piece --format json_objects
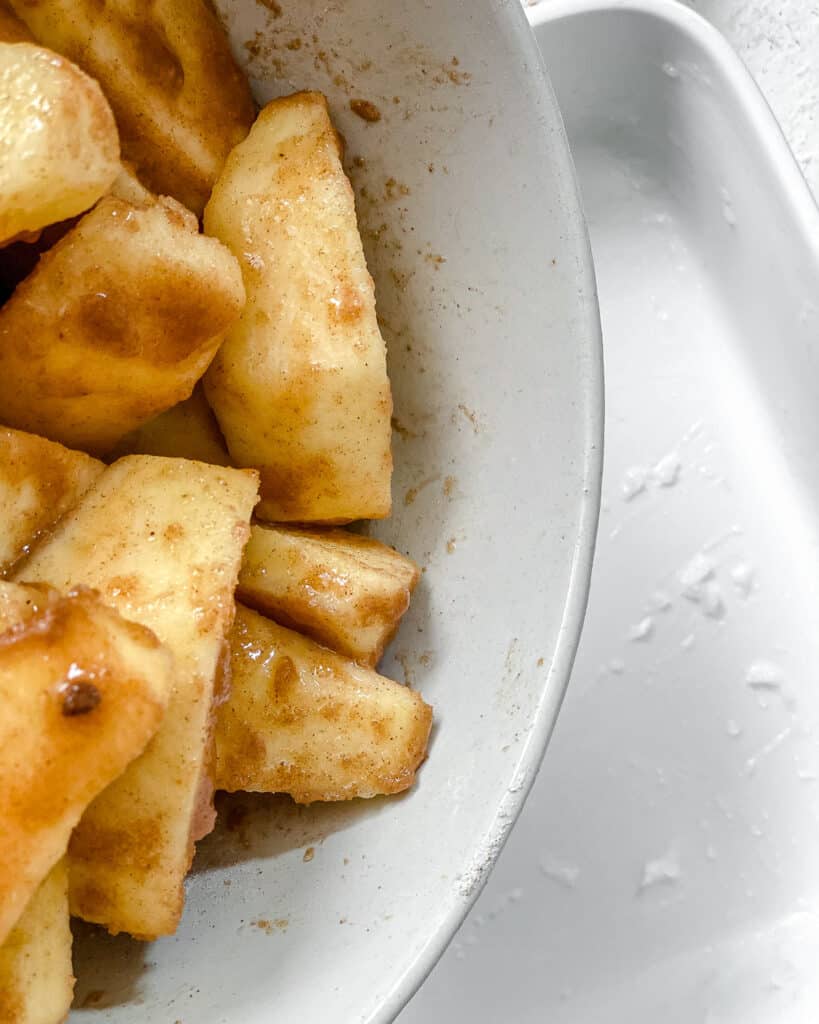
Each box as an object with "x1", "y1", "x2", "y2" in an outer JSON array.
[
  {"x1": 238, "y1": 524, "x2": 419, "y2": 667},
  {"x1": 0, "y1": 582, "x2": 172, "y2": 945},
  {"x1": 204, "y1": 92, "x2": 393, "y2": 523},
  {"x1": 15, "y1": 456, "x2": 258, "y2": 938},
  {"x1": 0, "y1": 428, "x2": 102, "y2": 574},
  {"x1": 216, "y1": 606, "x2": 432, "y2": 803},
  {"x1": 0, "y1": 196, "x2": 245, "y2": 454},
  {"x1": 0, "y1": 861, "x2": 73, "y2": 1024},
  {"x1": 8, "y1": 0, "x2": 255, "y2": 213}
]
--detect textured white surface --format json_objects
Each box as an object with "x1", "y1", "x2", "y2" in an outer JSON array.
[
  {"x1": 402, "y1": 3, "x2": 819, "y2": 1022},
  {"x1": 682, "y1": 0, "x2": 819, "y2": 198}
]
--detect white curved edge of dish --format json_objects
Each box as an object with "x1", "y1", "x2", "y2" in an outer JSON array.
[
  {"x1": 374, "y1": 4, "x2": 605, "y2": 1021},
  {"x1": 527, "y1": 0, "x2": 819, "y2": 245}
]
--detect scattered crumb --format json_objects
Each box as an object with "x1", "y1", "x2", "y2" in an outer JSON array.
[
  {"x1": 350, "y1": 99, "x2": 382, "y2": 123},
  {"x1": 242, "y1": 32, "x2": 286, "y2": 75},
  {"x1": 428, "y1": 57, "x2": 472, "y2": 86},
  {"x1": 389, "y1": 266, "x2": 412, "y2": 291},
  {"x1": 384, "y1": 177, "x2": 411, "y2": 199},
  {"x1": 223, "y1": 878, "x2": 232, "y2": 887},
  {"x1": 395, "y1": 651, "x2": 415, "y2": 686},
  {"x1": 252, "y1": 917, "x2": 289, "y2": 935},
  {"x1": 303, "y1": 846, "x2": 315, "y2": 863},
  {"x1": 352, "y1": 155, "x2": 366, "y2": 169},
  {"x1": 537, "y1": 657, "x2": 545, "y2": 667},
  {"x1": 425, "y1": 252, "x2": 446, "y2": 268},
  {"x1": 285, "y1": 37, "x2": 302, "y2": 50},
  {"x1": 404, "y1": 476, "x2": 439, "y2": 506},
  {"x1": 443, "y1": 475, "x2": 457, "y2": 497},
  {"x1": 457, "y1": 403, "x2": 481, "y2": 434},
  {"x1": 446, "y1": 538, "x2": 457, "y2": 554},
  {"x1": 504, "y1": 638, "x2": 522, "y2": 681},
  {"x1": 343, "y1": 857, "x2": 350, "y2": 865},
  {"x1": 419, "y1": 650, "x2": 433, "y2": 668}
]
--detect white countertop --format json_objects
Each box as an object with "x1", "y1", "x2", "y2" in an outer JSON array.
[{"x1": 402, "y1": 4, "x2": 819, "y2": 1021}]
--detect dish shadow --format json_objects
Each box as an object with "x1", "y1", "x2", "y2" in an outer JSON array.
[
  {"x1": 190, "y1": 790, "x2": 395, "y2": 873},
  {"x1": 71, "y1": 923, "x2": 147, "y2": 1012},
  {"x1": 70, "y1": 792, "x2": 391, "y2": 1011}
]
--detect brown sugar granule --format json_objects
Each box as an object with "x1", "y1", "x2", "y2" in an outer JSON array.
[{"x1": 350, "y1": 99, "x2": 381, "y2": 123}]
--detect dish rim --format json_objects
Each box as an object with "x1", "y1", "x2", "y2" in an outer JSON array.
[
  {"x1": 376, "y1": 2, "x2": 604, "y2": 1019},
  {"x1": 528, "y1": 0, "x2": 819, "y2": 245}
]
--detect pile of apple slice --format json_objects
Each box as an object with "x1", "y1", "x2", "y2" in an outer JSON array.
[{"x1": 0, "y1": 0, "x2": 433, "y2": 1017}]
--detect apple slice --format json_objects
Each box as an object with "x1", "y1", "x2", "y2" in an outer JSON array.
[
  {"x1": 0, "y1": 428, "x2": 102, "y2": 574},
  {"x1": 216, "y1": 605, "x2": 432, "y2": 803},
  {"x1": 238, "y1": 524, "x2": 419, "y2": 667},
  {"x1": 204, "y1": 91, "x2": 393, "y2": 523},
  {"x1": 0, "y1": 861, "x2": 73, "y2": 1024},
  {"x1": 8, "y1": 0, "x2": 255, "y2": 214},
  {"x1": 0, "y1": 582, "x2": 172, "y2": 946},
  {"x1": 110, "y1": 384, "x2": 232, "y2": 467},
  {"x1": 15, "y1": 456, "x2": 258, "y2": 938},
  {"x1": 0, "y1": 195, "x2": 245, "y2": 455}
]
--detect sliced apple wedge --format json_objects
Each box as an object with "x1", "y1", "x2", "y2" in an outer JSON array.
[
  {"x1": 0, "y1": 40, "x2": 120, "y2": 245},
  {"x1": 110, "y1": 384, "x2": 232, "y2": 467},
  {"x1": 238, "y1": 524, "x2": 419, "y2": 667},
  {"x1": 0, "y1": 428, "x2": 103, "y2": 574},
  {"x1": 8, "y1": 0, "x2": 255, "y2": 214},
  {"x1": 0, "y1": 195, "x2": 245, "y2": 455},
  {"x1": 14, "y1": 456, "x2": 258, "y2": 938},
  {"x1": 0, "y1": 582, "x2": 172, "y2": 946},
  {"x1": 204, "y1": 91, "x2": 393, "y2": 523},
  {"x1": 216, "y1": 605, "x2": 432, "y2": 803},
  {"x1": 0, "y1": 861, "x2": 73, "y2": 1024}
]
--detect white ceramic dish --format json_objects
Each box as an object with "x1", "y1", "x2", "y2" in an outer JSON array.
[
  {"x1": 70, "y1": 3, "x2": 602, "y2": 1021},
  {"x1": 402, "y1": 2, "x2": 819, "y2": 1021}
]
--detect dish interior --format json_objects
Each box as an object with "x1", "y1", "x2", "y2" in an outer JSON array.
[{"x1": 71, "y1": 2, "x2": 602, "y2": 1020}]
